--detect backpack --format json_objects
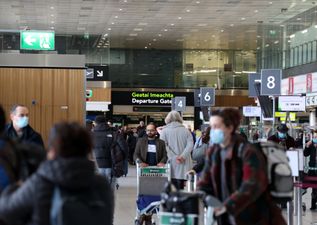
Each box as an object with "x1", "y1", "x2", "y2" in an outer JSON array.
[
  {"x1": 50, "y1": 186, "x2": 107, "y2": 225},
  {"x1": 238, "y1": 140, "x2": 293, "y2": 204},
  {"x1": 110, "y1": 132, "x2": 127, "y2": 178}
]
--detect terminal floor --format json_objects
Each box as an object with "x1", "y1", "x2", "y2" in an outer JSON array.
[{"x1": 114, "y1": 165, "x2": 317, "y2": 225}]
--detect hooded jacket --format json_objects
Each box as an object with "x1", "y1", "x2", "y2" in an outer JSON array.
[
  {"x1": 160, "y1": 122, "x2": 193, "y2": 180},
  {"x1": 0, "y1": 157, "x2": 114, "y2": 225}
]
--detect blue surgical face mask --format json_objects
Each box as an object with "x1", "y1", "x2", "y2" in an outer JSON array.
[
  {"x1": 15, "y1": 116, "x2": 29, "y2": 129},
  {"x1": 278, "y1": 132, "x2": 286, "y2": 139},
  {"x1": 313, "y1": 138, "x2": 317, "y2": 144},
  {"x1": 210, "y1": 129, "x2": 225, "y2": 145}
]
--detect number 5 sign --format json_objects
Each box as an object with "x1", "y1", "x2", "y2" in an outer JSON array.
[
  {"x1": 200, "y1": 87, "x2": 215, "y2": 106},
  {"x1": 260, "y1": 69, "x2": 281, "y2": 96}
]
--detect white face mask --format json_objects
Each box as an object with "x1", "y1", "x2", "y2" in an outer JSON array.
[{"x1": 15, "y1": 116, "x2": 29, "y2": 129}]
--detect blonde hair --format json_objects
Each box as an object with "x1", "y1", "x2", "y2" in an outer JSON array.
[{"x1": 165, "y1": 110, "x2": 183, "y2": 124}]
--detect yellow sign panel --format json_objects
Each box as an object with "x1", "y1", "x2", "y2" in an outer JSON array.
[{"x1": 279, "y1": 112, "x2": 296, "y2": 121}]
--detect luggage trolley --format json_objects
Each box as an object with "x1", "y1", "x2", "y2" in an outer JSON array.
[{"x1": 135, "y1": 161, "x2": 171, "y2": 225}]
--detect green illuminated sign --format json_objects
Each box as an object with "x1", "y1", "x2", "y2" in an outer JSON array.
[
  {"x1": 86, "y1": 90, "x2": 93, "y2": 98},
  {"x1": 20, "y1": 30, "x2": 55, "y2": 50}
]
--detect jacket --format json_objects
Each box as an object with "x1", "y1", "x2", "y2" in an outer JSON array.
[
  {"x1": 92, "y1": 123, "x2": 115, "y2": 168},
  {"x1": 267, "y1": 133, "x2": 295, "y2": 150},
  {"x1": 5, "y1": 123, "x2": 44, "y2": 148},
  {"x1": 160, "y1": 122, "x2": 193, "y2": 179},
  {"x1": 304, "y1": 142, "x2": 317, "y2": 176},
  {"x1": 0, "y1": 157, "x2": 114, "y2": 225},
  {"x1": 134, "y1": 137, "x2": 167, "y2": 164},
  {"x1": 198, "y1": 134, "x2": 286, "y2": 225}
]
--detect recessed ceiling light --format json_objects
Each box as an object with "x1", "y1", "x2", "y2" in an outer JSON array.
[
  {"x1": 290, "y1": 34, "x2": 295, "y2": 38},
  {"x1": 302, "y1": 29, "x2": 308, "y2": 33},
  {"x1": 257, "y1": 35, "x2": 261, "y2": 38},
  {"x1": 254, "y1": 10, "x2": 258, "y2": 13},
  {"x1": 114, "y1": 16, "x2": 118, "y2": 18},
  {"x1": 170, "y1": 23, "x2": 174, "y2": 26},
  {"x1": 196, "y1": 1, "x2": 200, "y2": 3},
  {"x1": 119, "y1": 8, "x2": 122, "y2": 11},
  {"x1": 51, "y1": 14, "x2": 54, "y2": 17},
  {"x1": 241, "y1": 17, "x2": 246, "y2": 20},
  {"x1": 230, "y1": 24, "x2": 234, "y2": 27},
  {"x1": 268, "y1": 2, "x2": 273, "y2": 4},
  {"x1": 302, "y1": 0, "x2": 306, "y2": 2},
  {"x1": 257, "y1": 47, "x2": 260, "y2": 50},
  {"x1": 297, "y1": 17, "x2": 301, "y2": 21},
  {"x1": 280, "y1": 24, "x2": 285, "y2": 27},
  {"x1": 104, "y1": 33, "x2": 108, "y2": 37},
  {"x1": 129, "y1": 33, "x2": 138, "y2": 36},
  {"x1": 265, "y1": 44, "x2": 270, "y2": 47},
  {"x1": 138, "y1": 22, "x2": 148, "y2": 26},
  {"x1": 315, "y1": 25, "x2": 317, "y2": 28},
  {"x1": 164, "y1": 29, "x2": 168, "y2": 32},
  {"x1": 51, "y1": 21, "x2": 55, "y2": 24},
  {"x1": 111, "y1": 22, "x2": 115, "y2": 25},
  {"x1": 50, "y1": 26, "x2": 54, "y2": 29},
  {"x1": 212, "y1": 35, "x2": 215, "y2": 38},
  {"x1": 288, "y1": 40, "x2": 291, "y2": 42},
  {"x1": 50, "y1": 6, "x2": 54, "y2": 9},
  {"x1": 134, "y1": 28, "x2": 143, "y2": 31},
  {"x1": 178, "y1": 17, "x2": 182, "y2": 20},
  {"x1": 153, "y1": 39, "x2": 157, "y2": 41},
  {"x1": 274, "y1": 41, "x2": 279, "y2": 44},
  {"x1": 186, "y1": 9, "x2": 190, "y2": 12},
  {"x1": 220, "y1": 29, "x2": 224, "y2": 32},
  {"x1": 124, "y1": 0, "x2": 127, "y2": 2},
  {"x1": 145, "y1": 46, "x2": 148, "y2": 49},
  {"x1": 108, "y1": 28, "x2": 112, "y2": 30},
  {"x1": 158, "y1": 34, "x2": 162, "y2": 36},
  {"x1": 176, "y1": 39, "x2": 184, "y2": 42}
]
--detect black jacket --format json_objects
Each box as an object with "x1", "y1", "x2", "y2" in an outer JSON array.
[
  {"x1": 304, "y1": 143, "x2": 317, "y2": 176},
  {"x1": 0, "y1": 157, "x2": 114, "y2": 225},
  {"x1": 5, "y1": 124, "x2": 44, "y2": 149},
  {"x1": 92, "y1": 123, "x2": 128, "y2": 168}
]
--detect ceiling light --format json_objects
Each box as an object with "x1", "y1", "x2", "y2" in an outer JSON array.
[
  {"x1": 51, "y1": 21, "x2": 55, "y2": 24},
  {"x1": 51, "y1": 14, "x2": 54, "y2": 17},
  {"x1": 50, "y1": 26, "x2": 54, "y2": 29},
  {"x1": 176, "y1": 39, "x2": 184, "y2": 42},
  {"x1": 280, "y1": 24, "x2": 285, "y2": 27},
  {"x1": 103, "y1": 33, "x2": 108, "y2": 37},
  {"x1": 114, "y1": 16, "x2": 118, "y2": 18},
  {"x1": 274, "y1": 41, "x2": 279, "y2": 44},
  {"x1": 254, "y1": 10, "x2": 258, "y2": 13},
  {"x1": 297, "y1": 17, "x2": 301, "y2": 21},
  {"x1": 178, "y1": 17, "x2": 182, "y2": 20},
  {"x1": 290, "y1": 34, "x2": 295, "y2": 38},
  {"x1": 149, "y1": 43, "x2": 151, "y2": 46},
  {"x1": 212, "y1": 35, "x2": 215, "y2": 38},
  {"x1": 108, "y1": 28, "x2": 112, "y2": 30},
  {"x1": 257, "y1": 35, "x2": 261, "y2": 38},
  {"x1": 170, "y1": 23, "x2": 174, "y2": 26},
  {"x1": 164, "y1": 29, "x2": 168, "y2": 31},
  {"x1": 242, "y1": 71, "x2": 257, "y2": 74},
  {"x1": 302, "y1": 0, "x2": 306, "y2": 2},
  {"x1": 302, "y1": 29, "x2": 308, "y2": 33},
  {"x1": 265, "y1": 44, "x2": 270, "y2": 47},
  {"x1": 50, "y1": 6, "x2": 54, "y2": 9},
  {"x1": 315, "y1": 25, "x2": 317, "y2": 28},
  {"x1": 134, "y1": 28, "x2": 143, "y2": 31},
  {"x1": 230, "y1": 24, "x2": 234, "y2": 27},
  {"x1": 124, "y1": 0, "x2": 127, "y2": 2},
  {"x1": 111, "y1": 22, "x2": 115, "y2": 25},
  {"x1": 220, "y1": 29, "x2": 224, "y2": 32},
  {"x1": 119, "y1": 8, "x2": 122, "y2": 11},
  {"x1": 186, "y1": 9, "x2": 190, "y2": 12},
  {"x1": 196, "y1": 1, "x2": 200, "y2": 3},
  {"x1": 268, "y1": 2, "x2": 273, "y2": 4},
  {"x1": 241, "y1": 17, "x2": 246, "y2": 20},
  {"x1": 288, "y1": 40, "x2": 291, "y2": 43},
  {"x1": 153, "y1": 39, "x2": 157, "y2": 41},
  {"x1": 138, "y1": 22, "x2": 148, "y2": 26},
  {"x1": 257, "y1": 47, "x2": 260, "y2": 50},
  {"x1": 144, "y1": 46, "x2": 148, "y2": 49},
  {"x1": 158, "y1": 34, "x2": 162, "y2": 36},
  {"x1": 129, "y1": 33, "x2": 138, "y2": 36}
]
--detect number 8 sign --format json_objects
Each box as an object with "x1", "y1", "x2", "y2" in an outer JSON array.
[{"x1": 260, "y1": 69, "x2": 281, "y2": 96}]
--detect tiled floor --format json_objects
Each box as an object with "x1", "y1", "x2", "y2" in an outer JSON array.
[{"x1": 114, "y1": 165, "x2": 317, "y2": 225}]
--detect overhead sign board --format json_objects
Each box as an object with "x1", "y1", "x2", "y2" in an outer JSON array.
[
  {"x1": 248, "y1": 73, "x2": 261, "y2": 97},
  {"x1": 85, "y1": 65, "x2": 109, "y2": 81},
  {"x1": 261, "y1": 69, "x2": 281, "y2": 96},
  {"x1": 173, "y1": 96, "x2": 186, "y2": 112},
  {"x1": 20, "y1": 30, "x2": 55, "y2": 50},
  {"x1": 200, "y1": 87, "x2": 215, "y2": 106},
  {"x1": 242, "y1": 106, "x2": 261, "y2": 117},
  {"x1": 278, "y1": 96, "x2": 306, "y2": 112}
]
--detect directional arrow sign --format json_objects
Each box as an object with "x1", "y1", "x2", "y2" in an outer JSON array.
[{"x1": 20, "y1": 30, "x2": 55, "y2": 50}]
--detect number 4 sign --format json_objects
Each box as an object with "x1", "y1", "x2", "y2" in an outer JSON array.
[
  {"x1": 260, "y1": 69, "x2": 281, "y2": 96},
  {"x1": 200, "y1": 87, "x2": 215, "y2": 106},
  {"x1": 173, "y1": 96, "x2": 186, "y2": 112}
]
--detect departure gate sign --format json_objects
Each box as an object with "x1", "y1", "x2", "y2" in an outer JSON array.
[{"x1": 20, "y1": 30, "x2": 55, "y2": 50}]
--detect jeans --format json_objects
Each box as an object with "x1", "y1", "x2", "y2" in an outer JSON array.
[{"x1": 98, "y1": 168, "x2": 117, "y2": 190}]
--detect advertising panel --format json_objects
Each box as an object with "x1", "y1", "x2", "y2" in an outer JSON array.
[
  {"x1": 242, "y1": 106, "x2": 262, "y2": 117},
  {"x1": 278, "y1": 96, "x2": 306, "y2": 112},
  {"x1": 293, "y1": 74, "x2": 306, "y2": 94},
  {"x1": 312, "y1": 72, "x2": 317, "y2": 93},
  {"x1": 281, "y1": 78, "x2": 289, "y2": 95}
]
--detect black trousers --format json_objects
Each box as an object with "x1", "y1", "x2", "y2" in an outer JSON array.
[{"x1": 171, "y1": 178, "x2": 186, "y2": 190}]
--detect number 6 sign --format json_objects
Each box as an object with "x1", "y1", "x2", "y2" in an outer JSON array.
[
  {"x1": 200, "y1": 87, "x2": 215, "y2": 106},
  {"x1": 260, "y1": 69, "x2": 281, "y2": 96}
]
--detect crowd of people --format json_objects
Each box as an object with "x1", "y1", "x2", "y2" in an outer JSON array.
[{"x1": 2, "y1": 103, "x2": 317, "y2": 225}]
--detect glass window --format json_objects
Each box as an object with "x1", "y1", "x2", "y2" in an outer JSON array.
[
  {"x1": 313, "y1": 41, "x2": 317, "y2": 61},
  {"x1": 303, "y1": 44, "x2": 307, "y2": 64},
  {"x1": 298, "y1": 45, "x2": 303, "y2": 65},
  {"x1": 307, "y1": 42, "x2": 312, "y2": 63},
  {"x1": 290, "y1": 48, "x2": 294, "y2": 67},
  {"x1": 294, "y1": 47, "x2": 298, "y2": 66}
]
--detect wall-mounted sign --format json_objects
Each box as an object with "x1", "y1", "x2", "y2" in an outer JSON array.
[
  {"x1": 85, "y1": 65, "x2": 109, "y2": 81},
  {"x1": 306, "y1": 93, "x2": 317, "y2": 107},
  {"x1": 20, "y1": 30, "x2": 55, "y2": 50},
  {"x1": 200, "y1": 87, "x2": 215, "y2": 106},
  {"x1": 278, "y1": 96, "x2": 306, "y2": 112},
  {"x1": 261, "y1": 69, "x2": 281, "y2": 96},
  {"x1": 86, "y1": 89, "x2": 93, "y2": 98},
  {"x1": 112, "y1": 91, "x2": 194, "y2": 106},
  {"x1": 242, "y1": 106, "x2": 261, "y2": 117},
  {"x1": 173, "y1": 97, "x2": 186, "y2": 112},
  {"x1": 275, "y1": 112, "x2": 296, "y2": 121}
]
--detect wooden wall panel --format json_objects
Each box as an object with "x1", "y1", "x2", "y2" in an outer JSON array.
[
  {"x1": 88, "y1": 88, "x2": 111, "y2": 102},
  {"x1": 0, "y1": 68, "x2": 85, "y2": 147}
]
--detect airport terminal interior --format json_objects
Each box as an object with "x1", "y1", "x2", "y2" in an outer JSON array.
[{"x1": 2, "y1": 0, "x2": 317, "y2": 225}]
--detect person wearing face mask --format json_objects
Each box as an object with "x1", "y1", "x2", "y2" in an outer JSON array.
[
  {"x1": 304, "y1": 129, "x2": 317, "y2": 210},
  {"x1": 268, "y1": 124, "x2": 295, "y2": 150},
  {"x1": 198, "y1": 108, "x2": 286, "y2": 225},
  {"x1": 5, "y1": 104, "x2": 44, "y2": 148}
]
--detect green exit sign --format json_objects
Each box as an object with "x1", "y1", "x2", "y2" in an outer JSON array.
[{"x1": 20, "y1": 30, "x2": 55, "y2": 50}]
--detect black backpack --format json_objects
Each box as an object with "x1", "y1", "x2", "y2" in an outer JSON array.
[
  {"x1": 50, "y1": 186, "x2": 107, "y2": 225},
  {"x1": 110, "y1": 132, "x2": 127, "y2": 178}
]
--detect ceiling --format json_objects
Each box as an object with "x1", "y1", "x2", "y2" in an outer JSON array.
[{"x1": 0, "y1": 0, "x2": 316, "y2": 49}]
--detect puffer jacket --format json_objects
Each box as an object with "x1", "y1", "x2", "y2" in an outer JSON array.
[{"x1": 0, "y1": 157, "x2": 114, "y2": 225}]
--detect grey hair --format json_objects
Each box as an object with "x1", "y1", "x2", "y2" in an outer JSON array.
[
  {"x1": 165, "y1": 110, "x2": 183, "y2": 124},
  {"x1": 10, "y1": 104, "x2": 26, "y2": 114}
]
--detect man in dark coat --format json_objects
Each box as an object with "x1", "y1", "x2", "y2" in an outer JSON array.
[
  {"x1": 92, "y1": 115, "x2": 128, "y2": 188},
  {"x1": 268, "y1": 124, "x2": 295, "y2": 150},
  {"x1": 5, "y1": 104, "x2": 44, "y2": 148}
]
